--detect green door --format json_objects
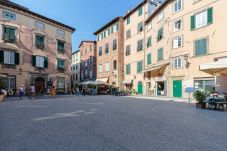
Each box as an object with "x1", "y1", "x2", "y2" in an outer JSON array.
[
  {"x1": 173, "y1": 80, "x2": 182, "y2": 97},
  {"x1": 138, "y1": 82, "x2": 143, "y2": 94}
]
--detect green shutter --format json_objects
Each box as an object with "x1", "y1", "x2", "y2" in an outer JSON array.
[
  {"x1": 126, "y1": 64, "x2": 130, "y2": 75},
  {"x1": 191, "y1": 15, "x2": 196, "y2": 30},
  {"x1": 32, "y1": 55, "x2": 36, "y2": 66},
  {"x1": 116, "y1": 23, "x2": 119, "y2": 31},
  {"x1": 9, "y1": 28, "x2": 15, "y2": 41},
  {"x1": 158, "y1": 48, "x2": 163, "y2": 61},
  {"x1": 0, "y1": 51, "x2": 4, "y2": 64},
  {"x1": 15, "y1": 53, "x2": 19, "y2": 65},
  {"x1": 138, "y1": 7, "x2": 143, "y2": 16},
  {"x1": 44, "y1": 57, "x2": 48, "y2": 68},
  {"x1": 195, "y1": 39, "x2": 207, "y2": 56},
  {"x1": 137, "y1": 61, "x2": 142, "y2": 73},
  {"x1": 147, "y1": 53, "x2": 151, "y2": 65},
  {"x1": 207, "y1": 7, "x2": 213, "y2": 24}
]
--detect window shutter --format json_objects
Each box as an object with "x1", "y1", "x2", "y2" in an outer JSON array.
[
  {"x1": 147, "y1": 53, "x2": 151, "y2": 65},
  {"x1": 44, "y1": 57, "x2": 48, "y2": 68},
  {"x1": 207, "y1": 7, "x2": 213, "y2": 24},
  {"x1": 32, "y1": 55, "x2": 36, "y2": 66},
  {"x1": 0, "y1": 51, "x2": 4, "y2": 64},
  {"x1": 15, "y1": 52, "x2": 19, "y2": 65},
  {"x1": 191, "y1": 15, "x2": 196, "y2": 30}
]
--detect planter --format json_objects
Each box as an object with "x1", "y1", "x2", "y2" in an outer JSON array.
[{"x1": 196, "y1": 102, "x2": 206, "y2": 109}]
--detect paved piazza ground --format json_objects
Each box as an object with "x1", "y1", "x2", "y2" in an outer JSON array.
[{"x1": 0, "y1": 96, "x2": 227, "y2": 151}]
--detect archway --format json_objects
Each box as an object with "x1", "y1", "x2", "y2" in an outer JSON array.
[{"x1": 35, "y1": 77, "x2": 45, "y2": 94}]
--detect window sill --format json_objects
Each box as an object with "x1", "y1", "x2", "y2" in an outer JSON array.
[{"x1": 191, "y1": 23, "x2": 213, "y2": 31}]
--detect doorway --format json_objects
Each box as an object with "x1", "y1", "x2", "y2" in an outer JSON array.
[
  {"x1": 173, "y1": 80, "x2": 182, "y2": 97},
  {"x1": 138, "y1": 82, "x2": 143, "y2": 94},
  {"x1": 35, "y1": 77, "x2": 45, "y2": 94},
  {"x1": 157, "y1": 81, "x2": 165, "y2": 96}
]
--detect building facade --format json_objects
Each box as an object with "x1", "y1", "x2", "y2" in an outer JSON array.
[
  {"x1": 94, "y1": 17, "x2": 124, "y2": 89},
  {"x1": 142, "y1": 0, "x2": 227, "y2": 98},
  {"x1": 0, "y1": 1, "x2": 75, "y2": 94},
  {"x1": 71, "y1": 50, "x2": 80, "y2": 86},
  {"x1": 123, "y1": 0, "x2": 157, "y2": 94},
  {"x1": 79, "y1": 41, "x2": 97, "y2": 82}
]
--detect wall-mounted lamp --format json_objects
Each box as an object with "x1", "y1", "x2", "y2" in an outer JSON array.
[{"x1": 184, "y1": 54, "x2": 190, "y2": 69}]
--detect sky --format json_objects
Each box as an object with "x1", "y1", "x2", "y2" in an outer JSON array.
[{"x1": 11, "y1": 0, "x2": 143, "y2": 52}]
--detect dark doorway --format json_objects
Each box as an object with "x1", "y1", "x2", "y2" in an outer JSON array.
[{"x1": 35, "y1": 77, "x2": 45, "y2": 94}]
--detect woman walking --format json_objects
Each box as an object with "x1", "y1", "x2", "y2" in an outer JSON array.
[
  {"x1": 19, "y1": 85, "x2": 24, "y2": 100},
  {"x1": 30, "y1": 84, "x2": 35, "y2": 100}
]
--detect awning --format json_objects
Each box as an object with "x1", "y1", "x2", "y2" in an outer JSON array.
[
  {"x1": 79, "y1": 81, "x2": 93, "y2": 85},
  {"x1": 123, "y1": 79, "x2": 132, "y2": 85},
  {"x1": 200, "y1": 59, "x2": 227, "y2": 75},
  {"x1": 142, "y1": 61, "x2": 169, "y2": 73},
  {"x1": 96, "y1": 78, "x2": 108, "y2": 83}
]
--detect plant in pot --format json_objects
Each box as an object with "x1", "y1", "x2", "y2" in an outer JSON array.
[{"x1": 193, "y1": 90, "x2": 206, "y2": 109}]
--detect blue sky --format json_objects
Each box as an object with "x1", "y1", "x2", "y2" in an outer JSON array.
[{"x1": 11, "y1": 0, "x2": 142, "y2": 52}]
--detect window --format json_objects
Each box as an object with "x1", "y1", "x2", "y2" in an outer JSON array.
[
  {"x1": 137, "y1": 22, "x2": 143, "y2": 33},
  {"x1": 126, "y1": 45, "x2": 131, "y2": 56},
  {"x1": 157, "y1": 28, "x2": 163, "y2": 42},
  {"x1": 3, "y1": 26, "x2": 16, "y2": 43},
  {"x1": 99, "y1": 47, "x2": 102, "y2": 56},
  {"x1": 173, "y1": 0, "x2": 183, "y2": 13},
  {"x1": 57, "y1": 59, "x2": 65, "y2": 72},
  {"x1": 81, "y1": 73, "x2": 84, "y2": 80},
  {"x1": 158, "y1": 11, "x2": 164, "y2": 21},
  {"x1": 173, "y1": 36, "x2": 183, "y2": 48},
  {"x1": 85, "y1": 49, "x2": 87, "y2": 54},
  {"x1": 6, "y1": 76, "x2": 16, "y2": 89},
  {"x1": 147, "y1": 22, "x2": 152, "y2": 31},
  {"x1": 194, "y1": 38, "x2": 208, "y2": 56},
  {"x1": 137, "y1": 61, "x2": 143, "y2": 73},
  {"x1": 191, "y1": 8, "x2": 213, "y2": 30},
  {"x1": 105, "y1": 43, "x2": 109, "y2": 54},
  {"x1": 147, "y1": 53, "x2": 152, "y2": 65},
  {"x1": 89, "y1": 71, "x2": 93, "y2": 79},
  {"x1": 57, "y1": 40, "x2": 65, "y2": 53},
  {"x1": 147, "y1": 36, "x2": 152, "y2": 48},
  {"x1": 173, "y1": 19, "x2": 183, "y2": 31},
  {"x1": 35, "y1": 21, "x2": 45, "y2": 30},
  {"x1": 158, "y1": 48, "x2": 164, "y2": 61},
  {"x1": 126, "y1": 29, "x2": 131, "y2": 39},
  {"x1": 76, "y1": 65, "x2": 78, "y2": 70},
  {"x1": 113, "y1": 39, "x2": 117, "y2": 50},
  {"x1": 194, "y1": 79, "x2": 215, "y2": 92},
  {"x1": 105, "y1": 62, "x2": 110, "y2": 72},
  {"x1": 32, "y1": 55, "x2": 48, "y2": 68},
  {"x1": 138, "y1": 7, "x2": 143, "y2": 16},
  {"x1": 172, "y1": 57, "x2": 183, "y2": 69},
  {"x1": 3, "y1": 51, "x2": 15, "y2": 65},
  {"x1": 113, "y1": 60, "x2": 117, "y2": 70},
  {"x1": 127, "y1": 17, "x2": 130, "y2": 25},
  {"x1": 85, "y1": 60, "x2": 88, "y2": 67},
  {"x1": 113, "y1": 23, "x2": 119, "y2": 32},
  {"x1": 85, "y1": 69, "x2": 88, "y2": 76},
  {"x1": 126, "y1": 64, "x2": 131, "y2": 75},
  {"x1": 90, "y1": 45, "x2": 92, "y2": 52},
  {"x1": 57, "y1": 29, "x2": 65, "y2": 36},
  {"x1": 35, "y1": 34, "x2": 45, "y2": 49},
  {"x1": 137, "y1": 39, "x2": 143, "y2": 52},
  {"x1": 3, "y1": 11, "x2": 16, "y2": 20},
  {"x1": 98, "y1": 64, "x2": 102, "y2": 73}
]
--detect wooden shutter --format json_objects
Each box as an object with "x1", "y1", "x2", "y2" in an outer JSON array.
[
  {"x1": 147, "y1": 53, "x2": 151, "y2": 65},
  {"x1": 0, "y1": 51, "x2": 4, "y2": 64},
  {"x1": 32, "y1": 55, "x2": 36, "y2": 66},
  {"x1": 207, "y1": 7, "x2": 213, "y2": 24},
  {"x1": 191, "y1": 15, "x2": 196, "y2": 30},
  {"x1": 44, "y1": 57, "x2": 48, "y2": 68},
  {"x1": 15, "y1": 52, "x2": 19, "y2": 65}
]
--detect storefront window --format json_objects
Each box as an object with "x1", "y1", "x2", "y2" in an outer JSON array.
[{"x1": 194, "y1": 79, "x2": 215, "y2": 93}]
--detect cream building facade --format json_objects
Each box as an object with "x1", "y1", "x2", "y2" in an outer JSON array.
[
  {"x1": 0, "y1": 1, "x2": 75, "y2": 95},
  {"x1": 143, "y1": 0, "x2": 227, "y2": 98},
  {"x1": 71, "y1": 51, "x2": 80, "y2": 86}
]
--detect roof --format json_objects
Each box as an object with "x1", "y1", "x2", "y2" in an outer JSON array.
[
  {"x1": 93, "y1": 17, "x2": 121, "y2": 35},
  {"x1": 123, "y1": 0, "x2": 148, "y2": 19},
  {"x1": 0, "y1": 0, "x2": 75, "y2": 32},
  {"x1": 145, "y1": 0, "x2": 171, "y2": 24},
  {"x1": 72, "y1": 50, "x2": 80, "y2": 55},
  {"x1": 78, "y1": 40, "x2": 96, "y2": 48}
]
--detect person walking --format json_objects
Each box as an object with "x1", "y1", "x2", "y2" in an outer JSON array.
[
  {"x1": 30, "y1": 84, "x2": 35, "y2": 100},
  {"x1": 19, "y1": 85, "x2": 24, "y2": 100},
  {"x1": 82, "y1": 87, "x2": 86, "y2": 96},
  {"x1": 76, "y1": 87, "x2": 80, "y2": 96}
]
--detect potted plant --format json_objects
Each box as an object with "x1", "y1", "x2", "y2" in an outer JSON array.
[{"x1": 193, "y1": 90, "x2": 206, "y2": 109}]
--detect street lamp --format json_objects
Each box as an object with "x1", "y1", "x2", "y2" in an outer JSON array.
[
  {"x1": 18, "y1": 68, "x2": 22, "y2": 75},
  {"x1": 184, "y1": 54, "x2": 190, "y2": 69}
]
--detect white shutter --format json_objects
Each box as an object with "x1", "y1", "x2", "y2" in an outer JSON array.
[
  {"x1": 173, "y1": 38, "x2": 178, "y2": 48},
  {"x1": 4, "y1": 51, "x2": 9, "y2": 64},
  {"x1": 10, "y1": 52, "x2": 15, "y2": 64},
  {"x1": 40, "y1": 57, "x2": 44, "y2": 68}
]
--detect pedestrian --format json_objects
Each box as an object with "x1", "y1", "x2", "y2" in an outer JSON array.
[
  {"x1": 82, "y1": 87, "x2": 86, "y2": 96},
  {"x1": 19, "y1": 85, "x2": 24, "y2": 100},
  {"x1": 30, "y1": 84, "x2": 35, "y2": 100},
  {"x1": 76, "y1": 87, "x2": 80, "y2": 96}
]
